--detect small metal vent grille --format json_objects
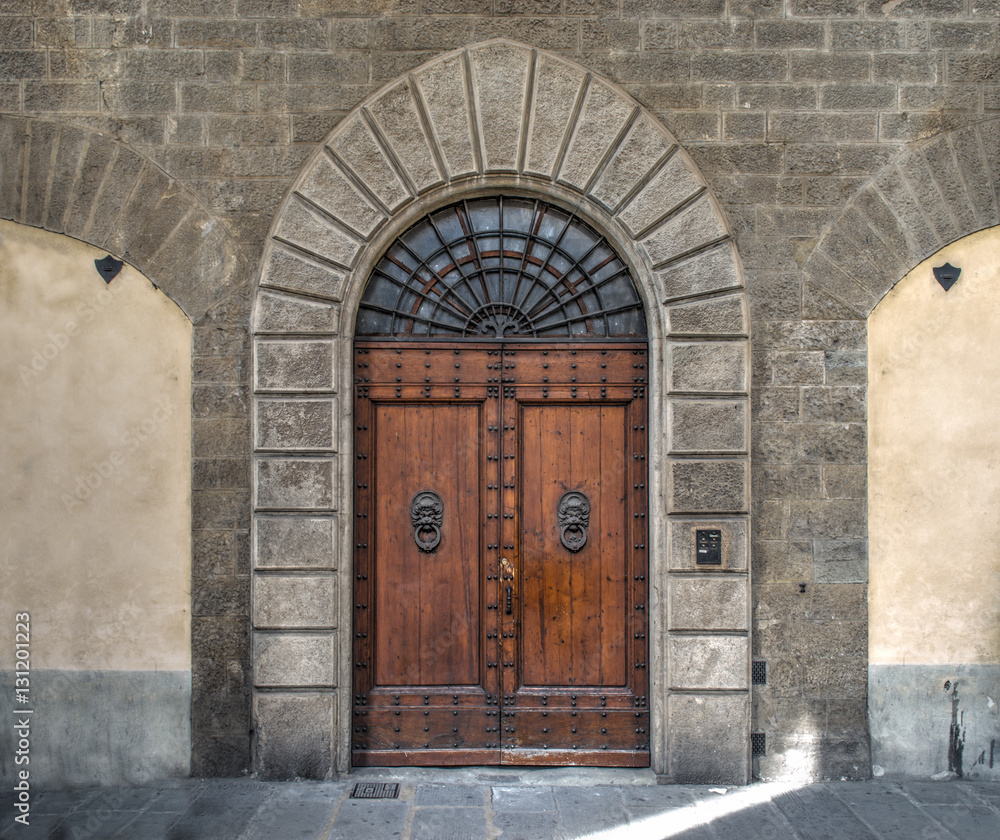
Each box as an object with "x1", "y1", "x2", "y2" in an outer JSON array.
[
  {"x1": 352, "y1": 782, "x2": 400, "y2": 799},
  {"x1": 751, "y1": 732, "x2": 767, "y2": 756},
  {"x1": 752, "y1": 660, "x2": 767, "y2": 685}
]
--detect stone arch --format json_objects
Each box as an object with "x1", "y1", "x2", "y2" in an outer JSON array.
[
  {"x1": 251, "y1": 40, "x2": 751, "y2": 782},
  {"x1": 0, "y1": 115, "x2": 251, "y2": 322},
  {"x1": 802, "y1": 118, "x2": 1000, "y2": 318}
]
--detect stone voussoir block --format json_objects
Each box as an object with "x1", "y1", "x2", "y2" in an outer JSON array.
[
  {"x1": 252, "y1": 574, "x2": 336, "y2": 629},
  {"x1": 254, "y1": 632, "x2": 337, "y2": 687},
  {"x1": 558, "y1": 79, "x2": 636, "y2": 192},
  {"x1": 298, "y1": 153, "x2": 385, "y2": 239},
  {"x1": 254, "y1": 456, "x2": 337, "y2": 511},
  {"x1": 254, "y1": 515, "x2": 338, "y2": 570},
  {"x1": 254, "y1": 339, "x2": 337, "y2": 392},
  {"x1": 366, "y1": 80, "x2": 444, "y2": 193},
  {"x1": 469, "y1": 40, "x2": 531, "y2": 174},
  {"x1": 669, "y1": 577, "x2": 749, "y2": 631},
  {"x1": 668, "y1": 635, "x2": 749, "y2": 690},
  {"x1": 255, "y1": 290, "x2": 340, "y2": 334},
  {"x1": 276, "y1": 198, "x2": 363, "y2": 270},
  {"x1": 255, "y1": 397, "x2": 338, "y2": 451},
  {"x1": 658, "y1": 242, "x2": 741, "y2": 302},
  {"x1": 641, "y1": 194, "x2": 727, "y2": 267},
  {"x1": 667, "y1": 294, "x2": 747, "y2": 336},
  {"x1": 328, "y1": 115, "x2": 411, "y2": 212},
  {"x1": 260, "y1": 246, "x2": 346, "y2": 302},
  {"x1": 414, "y1": 54, "x2": 478, "y2": 180},
  {"x1": 668, "y1": 517, "x2": 748, "y2": 572},
  {"x1": 524, "y1": 54, "x2": 587, "y2": 179},
  {"x1": 616, "y1": 148, "x2": 701, "y2": 238},
  {"x1": 589, "y1": 113, "x2": 675, "y2": 212}
]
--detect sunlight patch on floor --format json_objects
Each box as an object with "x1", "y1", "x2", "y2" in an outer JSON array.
[{"x1": 576, "y1": 782, "x2": 806, "y2": 840}]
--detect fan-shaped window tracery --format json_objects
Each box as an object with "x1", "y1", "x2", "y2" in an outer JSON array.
[{"x1": 357, "y1": 197, "x2": 647, "y2": 340}]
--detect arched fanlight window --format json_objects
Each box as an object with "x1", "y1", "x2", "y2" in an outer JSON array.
[{"x1": 356, "y1": 197, "x2": 647, "y2": 340}]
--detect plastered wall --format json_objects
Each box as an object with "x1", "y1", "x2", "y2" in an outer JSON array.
[
  {"x1": 0, "y1": 220, "x2": 193, "y2": 786},
  {"x1": 869, "y1": 225, "x2": 1000, "y2": 780}
]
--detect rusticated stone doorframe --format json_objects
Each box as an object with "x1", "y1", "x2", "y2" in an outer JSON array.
[{"x1": 250, "y1": 40, "x2": 751, "y2": 783}]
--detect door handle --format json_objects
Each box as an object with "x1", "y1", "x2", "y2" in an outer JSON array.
[{"x1": 505, "y1": 585, "x2": 513, "y2": 615}]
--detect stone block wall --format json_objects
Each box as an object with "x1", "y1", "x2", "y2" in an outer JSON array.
[{"x1": 2, "y1": 1, "x2": 998, "y2": 781}]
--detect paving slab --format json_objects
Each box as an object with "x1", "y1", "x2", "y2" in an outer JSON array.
[
  {"x1": 415, "y1": 784, "x2": 488, "y2": 807},
  {"x1": 55, "y1": 806, "x2": 147, "y2": 839},
  {"x1": 492, "y1": 785, "x2": 557, "y2": 811},
  {"x1": 554, "y1": 786, "x2": 631, "y2": 837},
  {"x1": 621, "y1": 785, "x2": 696, "y2": 809},
  {"x1": 165, "y1": 785, "x2": 277, "y2": 839},
  {"x1": 112, "y1": 810, "x2": 184, "y2": 839},
  {"x1": 492, "y1": 810, "x2": 559, "y2": 839},
  {"x1": 145, "y1": 785, "x2": 206, "y2": 812},
  {"x1": 922, "y1": 803, "x2": 1000, "y2": 837},
  {"x1": 239, "y1": 791, "x2": 340, "y2": 840},
  {"x1": 409, "y1": 806, "x2": 490, "y2": 840},
  {"x1": 327, "y1": 798, "x2": 409, "y2": 840},
  {"x1": 831, "y1": 783, "x2": 959, "y2": 840},
  {"x1": 900, "y1": 780, "x2": 985, "y2": 805},
  {"x1": 704, "y1": 802, "x2": 795, "y2": 840},
  {"x1": 773, "y1": 786, "x2": 880, "y2": 840}
]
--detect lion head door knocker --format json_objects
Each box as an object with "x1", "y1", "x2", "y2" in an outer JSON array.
[
  {"x1": 411, "y1": 491, "x2": 443, "y2": 552},
  {"x1": 558, "y1": 491, "x2": 590, "y2": 553}
]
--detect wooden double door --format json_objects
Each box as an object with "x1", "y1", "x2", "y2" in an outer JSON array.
[{"x1": 352, "y1": 342, "x2": 648, "y2": 766}]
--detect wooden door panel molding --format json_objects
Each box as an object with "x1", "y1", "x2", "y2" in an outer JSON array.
[
  {"x1": 372, "y1": 401, "x2": 482, "y2": 688},
  {"x1": 354, "y1": 342, "x2": 648, "y2": 766},
  {"x1": 518, "y1": 402, "x2": 628, "y2": 689}
]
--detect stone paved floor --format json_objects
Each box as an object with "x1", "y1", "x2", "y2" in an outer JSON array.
[{"x1": 0, "y1": 769, "x2": 997, "y2": 839}]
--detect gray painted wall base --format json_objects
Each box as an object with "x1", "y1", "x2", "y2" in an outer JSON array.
[
  {"x1": 0, "y1": 670, "x2": 190, "y2": 789},
  {"x1": 869, "y1": 664, "x2": 1000, "y2": 781}
]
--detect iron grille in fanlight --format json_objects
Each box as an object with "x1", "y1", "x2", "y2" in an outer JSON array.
[{"x1": 356, "y1": 197, "x2": 647, "y2": 341}]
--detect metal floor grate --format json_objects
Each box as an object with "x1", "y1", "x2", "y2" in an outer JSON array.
[{"x1": 351, "y1": 782, "x2": 400, "y2": 799}]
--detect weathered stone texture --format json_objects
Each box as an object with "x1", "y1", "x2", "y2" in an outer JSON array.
[
  {"x1": 253, "y1": 693, "x2": 334, "y2": 780},
  {"x1": 669, "y1": 578, "x2": 749, "y2": 631},
  {"x1": 669, "y1": 694, "x2": 750, "y2": 784},
  {"x1": 254, "y1": 516, "x2": 338, "y2": 570},
  {"x1": 669, "y1": 635, "x2": 749, "y2": 690},
  {"x1": 254, "y1": 340, "x2": 336, "y2": 392},
  {"x1": 254, "y1": 633, "x2": 337, "y2": 686},
  {"x1": 255, "y1": 458, "x2": 336, "y2": 510},
  {"x1": 252, "y1": 575, "x2": 337, "y2": 628}
]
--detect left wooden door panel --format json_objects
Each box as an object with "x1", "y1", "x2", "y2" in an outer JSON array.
[{"x1": 353, "y1": 345, "x2": 501, "y2": 766}]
